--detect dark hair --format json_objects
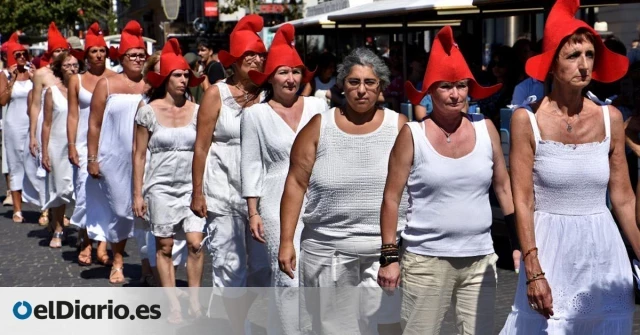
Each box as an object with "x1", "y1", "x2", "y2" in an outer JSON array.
[
  {"x1": 50, "y1": 51, "x2": 86, "y2": 80},
  {"x1": 197, "y1": 38, "x2": 216, "y2": 51}
]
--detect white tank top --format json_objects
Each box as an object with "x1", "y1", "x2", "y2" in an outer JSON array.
[
  {"x1": 302, "y1": 108, "x2": 407, "y2": 239},
  {"x1": 77, "y1": 74, "x2": 93, "y2": 146},
  {"x1": 401, "y1": 114, "x2": 495, "y2": 257}
]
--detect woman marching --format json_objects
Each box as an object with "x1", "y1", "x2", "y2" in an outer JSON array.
[
  {"x1": 41, "y1": 51, "x2": 83, "y2": 248},
  {"x1": 378, "y1": 26, "x2": 513, "y2": 334},
  {"x1": 501, "y1": 0, "x2": 640, "y2": 333},
  {"x1": 278, "y1": 47, "x2": 408, "y2": 334},
  {"x1": 190, "y1": 14, "x2": 270, "y2": 332},
  {"x1": 132, "y1": 39, "x2": 205, "y2": 321},
  {"x1": 242, "y1": 23, "x2": 327, "y2": 333},
  {"x1": 68, "y1": 22, "x2": 115, "y2": 265},
  {"x1": 0, "y1": 32, "x2": 33, "y2": 222},
  {"x1": 86, "y1": 20, "x2": 147, "y2": 284}
]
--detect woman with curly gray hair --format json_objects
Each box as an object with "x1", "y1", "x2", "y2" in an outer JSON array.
[{"x1": 278, "y1": 47, "x2": 407, "y2": 334}]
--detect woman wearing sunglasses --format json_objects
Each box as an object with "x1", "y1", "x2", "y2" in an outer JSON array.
[
  {"x1": 0, "y1": 32, "x2": 33, "y2": 223},
  {"x1": 85, "y1": 20, "x2": 147, "y2": 284}
]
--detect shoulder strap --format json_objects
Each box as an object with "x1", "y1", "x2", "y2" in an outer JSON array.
[
  {"x1": 77, "y1": 73, "x2": 82, "y2": 86},
  {"x1": 526, "y1": 111, "x2": 542, "y2": 142},
  {"x1": 105, "y1": 77, "x2": 110, "y2": 96},
  {"x1": 602, "y1": 105, "x2": 611, "y2": 139}
]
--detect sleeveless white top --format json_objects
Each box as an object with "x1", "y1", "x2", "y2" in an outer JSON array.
[
  {"x1": 3, "y1": 75, "x2": 32, "y2": 192},
  {"x1": 401, "y1": 114, "x2": 494, "y2": 257},
  {"x1": 77, "y1": 74, "x2": 93, "y2": 146},
  {"x1": 302, "y1": 108, "x2": 407, "y2": 239}
]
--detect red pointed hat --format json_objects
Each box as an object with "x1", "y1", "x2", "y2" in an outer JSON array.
[
  {"x1": 218, "y1": 14, "x2": 267, "y2": 68},
  {"x1": 41, "y1": 22, "x2": 70, "y2": 67},
  {"x1": 109, "y1": 20, "x2": 146, "y2": 59},
  {"x1": 72, "y1": 22, "x2": 108, "y2": 60},
  {"x1": 405, "y1": 26, "x2": 501, "y2": 105},
  {"x1": 6, "y1": 32, "x2": 27, "y2": 67},
  {"x1": 248, "y1": 24, "x2": 314, "y2": 85},
  {"x1": 147, "y1": 38, "x2": 205, "y2": 88},
  {"x1": 526, "y1": 0, "x2": 628, "y2": 83}
]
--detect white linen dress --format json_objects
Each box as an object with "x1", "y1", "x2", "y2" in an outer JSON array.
[
  {"x1": 3, "y1": 78, "x2": 32, "y2": 192},
  {"x1": 85, "y1": 85, "x2": 142, "y2": 243},
  {"x1": 42, "y1": 86, "x2": 74, "y2": 209},
  {"x1": 22, "y1": 91, "x2": 46, "y2": 206},
  {"x1": 500, "y1": 106, "x2": 634, "y2": 334},
  {"x1": 241, "y1": 96, "x2": 328, "y2": 287}
]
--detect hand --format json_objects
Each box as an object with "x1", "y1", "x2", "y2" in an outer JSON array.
[
  {"x1": 190, "y1": 193, "x2": 207, "y2": 218},
  {"x1": 526, "y1": 261, "x2": 554, "y2": 319},
  {"x1": 42, "y1": 152, "x2": 51, "y2": 172},
  {"x1": 27, "y1": 66, "x2": 35, "y2": 79},
  {"x1": 68, "y1": 145, "x2": 79, "y2": 167},
  {"x1": 8, "y1": 64, "x2": 18, "y2": 77},
  {"x1": 29, "y1": 137, "x2": 39, "y2": 157},
  {"x1": 377, "y1": 262, "x2": 401, "y2": 292},
  {"x1": 87, "y1": 161, "x2": 101, "y2": 179},
  {"x1": 132, "y1": 195, "x2": 147, "y2": 219},
  {"x1": 249, "y1": 214, "x2": 266, "y2": 243},
  {"x1": 278, "y1": 243, "x2": 296, "y2": 280},
  {"x1": 513, "y1": 250, "x2": 521, "y2": 273}
]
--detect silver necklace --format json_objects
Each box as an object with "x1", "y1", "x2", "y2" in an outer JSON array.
[
  {"x1": 235, "y1": 84, "x2": 249, "y2": 102},
  {"x1": 431, "y1": 117, "x2": 461, "y2": 144},
  {"x1": 558, "y1": 110, "x2": 580, "y2": 132}
]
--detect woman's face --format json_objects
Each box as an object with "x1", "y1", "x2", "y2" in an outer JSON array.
[
  {"x1": 166, "y1": 69, "x2": 189, "y2": 96},
  {"x1": 343, "y1": 65, "x2": 381, "y2": 113},
  {"x1": 61, "y1": 56, "x2": 80, "y2": 79},
  {"x1": 430, "y1": 80, "x2": 469, "y2": 115},
  {"x1": 551, "y1": 37, "x2": 595, "y2": 89},
  {"x1": 235, "y1": 51, "x2": 265, "y2": 77},
  {"x1": 121, "y1": 47, "x2": 146, "y2": 73},
  {"x1": 268, "y1": 66, "x2": 303, "y2": 100},
  {"x1": 13, "y1": 50, "x2": 28, "y2": 66},
  {"x1": 86, "y1": 46, "x2": 107, "y2": 67}
]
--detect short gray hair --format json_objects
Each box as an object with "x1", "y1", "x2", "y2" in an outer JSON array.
[{"x1": 336, "y1": 48, "x2": 390, "y2": 91}]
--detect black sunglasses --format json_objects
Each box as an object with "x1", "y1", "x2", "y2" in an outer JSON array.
[{"x1": 14, "y1": 52, "x2": 27, "y2": 59}]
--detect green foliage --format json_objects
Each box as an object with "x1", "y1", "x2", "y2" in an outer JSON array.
[{"x1": 0, "y1": 0, "x2": 129, "y2": 40}]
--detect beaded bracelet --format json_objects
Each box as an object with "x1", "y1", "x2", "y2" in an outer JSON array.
[
  {"x1": 523, "y1": 247, "x2": 538, "y2": 260},
  {"x1": 381, "y1": 243, "x2": 398, "y2": 250},
  {"x1": 87, "y1": 155, "x2": 98, "y2": 162}
]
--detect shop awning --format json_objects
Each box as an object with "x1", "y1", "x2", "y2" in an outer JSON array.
[{"x1": 327, "y1": 0, "x2": 476, "y2": 23}]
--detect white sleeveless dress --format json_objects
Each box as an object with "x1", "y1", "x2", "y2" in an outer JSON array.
[
  {"x1": 500, "y1": 106, "x2": 634, "y2": 334},
  {"x1": 3, "y1": 78, "x2": 32, "y2": 191},
  {"x1": 85, "y1": 85, "x2": 142, "y2": 243},
  {"x1": 69, "y1": 74, "x2": 93, "y2": 228},
  {"x1": 22, "y1": 90, "x2": 46, "y2": 206},
  {"x1": 241, "y1": 97, "x2": 328, "y2": 287},
  {"x1": 42, "y1": 86, "x2": 74, "y2": 209}
]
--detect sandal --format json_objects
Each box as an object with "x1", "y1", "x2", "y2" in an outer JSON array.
[
  {"x1": 63, "y1": 215, "x2": 70, "y2": 227},
  {"x1": 49, "y1": 231, "x2": 64, "y2": 248},
  {"x1": 38, "y1": 210, "x2": 49, "y2": 227},
  {"x1": 3, "y1": 191, "x2": 13, "y2": 206},
  {"x1": 12, "y1": 211, "x2": 24, "y2": 223},
  {"x1": 109, "y1": 267, "x2": 125, "y2": 284}
]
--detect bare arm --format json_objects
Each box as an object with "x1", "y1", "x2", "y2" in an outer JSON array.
[
  {"x1": 278, "y1": 114, "x2": 321, "y2": 278},
  {"x1": 41, "y1": 89, "x2": 53, "y2": 171},
  {"x1": 67, "y1": 75, "x2": 80, "y2": 146},
  {"x1": 28, "y1": 69, "x2": 47, "y2": 146},
  {"x1": 608, "y1": 107, "x2": 640, "y2": 259},
  {"x1": 624, "y1": 117, "x2": 640, "y2": 157},
  {"x1": 190, "y1": 85, "x2": 222, "y2": 218},
  {"x1": 0, "y1": 71, "x2": 14, "y2": 106},
  {"x1": 487, "y1": 119, "x2": 514, "y2": 215},
  {"x1": 301, "y1": 82, "x2": 312, "y2": 96},
  {"x1": 132, "y1": 121, "x2": 150, "y2": 218},
  {"x1": 413, "y1": 104, "x2": 427, "y2": 121},
  {"x1": 380, "y1": 124, "x2": 413, "y2": 245},
  {"x1": 86, "y1": 78, "x2": 109, "y2": 178}
]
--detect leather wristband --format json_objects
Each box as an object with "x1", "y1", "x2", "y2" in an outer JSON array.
[{"x1": 504, "y1": 213, "x2": 520, "y2": 251}]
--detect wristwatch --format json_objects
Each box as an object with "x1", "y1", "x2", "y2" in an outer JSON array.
[{"x1": 379, "y1": 254, "x2": 399, "y2": 267}]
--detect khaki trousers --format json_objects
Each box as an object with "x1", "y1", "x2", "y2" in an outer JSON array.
[{"x1": 401, "y1": 251, "x2": 498, "y2": 335}]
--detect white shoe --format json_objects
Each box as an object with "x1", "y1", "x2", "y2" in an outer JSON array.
[{"x1": 3, "y1": 191, "x2": 12, "y2": 206}]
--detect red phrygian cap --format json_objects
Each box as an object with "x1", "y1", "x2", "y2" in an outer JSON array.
[
  {"x1": 218, "y1": 14, "x2": 267, "y2": 68},
  {"x1": 146, "y1": 38, "x2": 205, "y2": 88}
]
